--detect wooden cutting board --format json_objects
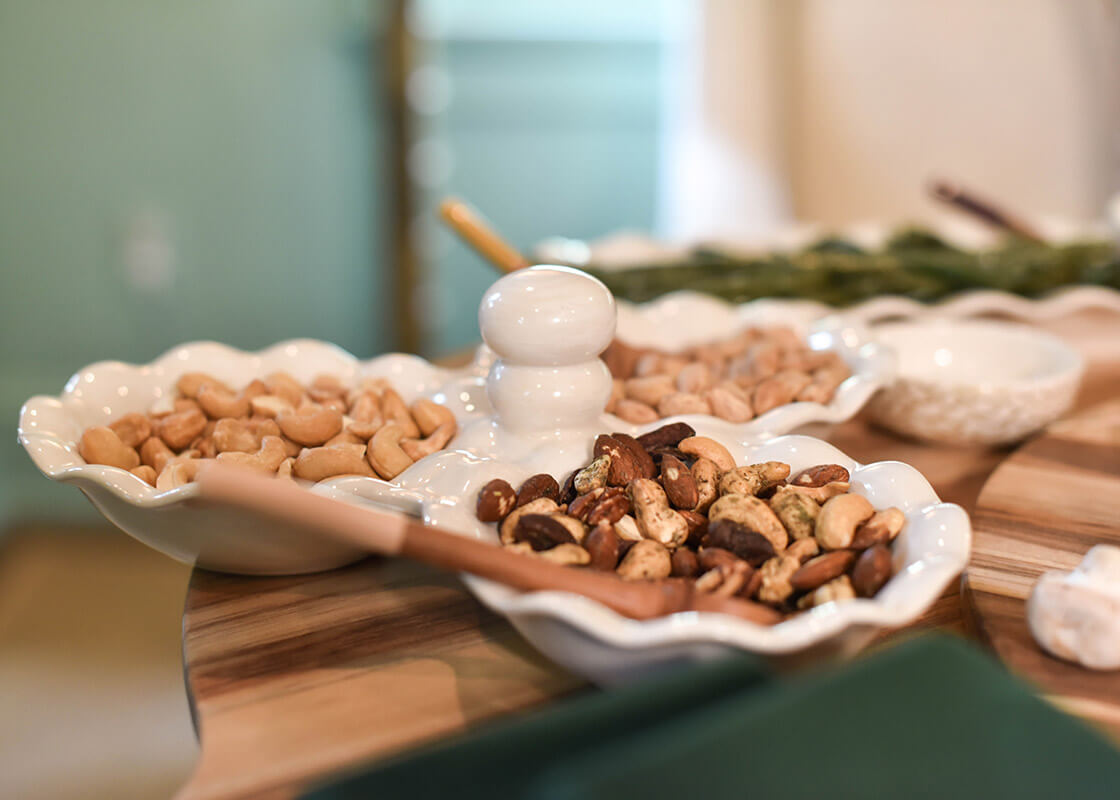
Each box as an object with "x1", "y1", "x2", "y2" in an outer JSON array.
[{"x1": 964, "y1": 398, "x2": 1120, "y2": 739}]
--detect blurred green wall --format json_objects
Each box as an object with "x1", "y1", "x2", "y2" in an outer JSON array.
[
  {"x1": 1, "y1": 1, "x2": 383, "y2": 520},
  {"x1": 0, "y1": 0, "x2": 668, "y2": 526}
]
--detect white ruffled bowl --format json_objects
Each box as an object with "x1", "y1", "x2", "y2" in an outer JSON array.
[
  {"x1": 327, "y1": 416, "x2": 970, "y2": 684},
  {"x1": 17, "y1": 339, "x2": 490, "y2": 574}
]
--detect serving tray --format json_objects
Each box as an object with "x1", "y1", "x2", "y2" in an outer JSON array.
[{"x1": 963, "y1": 399, "x2": 1120, "y2": 739}]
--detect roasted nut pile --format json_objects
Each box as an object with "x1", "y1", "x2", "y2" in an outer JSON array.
[
  {"x1": 77, "y1": 371, "x2": 457, "y2": 489},
  {"x1": 600, "y1": 328, "x2": 852, "y2": 424},
  {"x1": 475, "y1": 423, "x2": 902, "y2": 617}
]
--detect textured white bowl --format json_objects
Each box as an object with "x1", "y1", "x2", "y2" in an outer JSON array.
[
  {"x1": 865, "y1": 320, "x2": 1084, "y2": 446},
  {"x1": 329, "y1": 417, "x2": 970, "y2": 684},
  {"x1": 18, "y1": 339, "x2": 490, "y2": 574},
  {"x1": 608, "y1": 293, "x2": 896, "y2": 441}
]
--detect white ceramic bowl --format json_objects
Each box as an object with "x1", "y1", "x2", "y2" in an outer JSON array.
[
  {"x1": 608, "y1": 293, "x2": 896, "y2": 441},
  {"x1": 329, "y1": 417, "x2": 970, "y2": 684},
  {"x1": 865, "y1": 320, "x2": 1084, "y2": 446},
  {"x1": 18, "y1": 339, "x2": 490, "y2": 574}
]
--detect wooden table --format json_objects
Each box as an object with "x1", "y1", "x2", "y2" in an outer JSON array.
[{"x1": 177, "y1": 311, "x2": 1120, "y2": 800}]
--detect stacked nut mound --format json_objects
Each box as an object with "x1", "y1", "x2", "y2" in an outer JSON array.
[
  {"x1": 600, "y1": 327, "x2": 851, "y2": 424},
  {"x1": 77, "y1": 371, "x2": 457, "y2": 490},
  {"x1": 476, "y1": 423, "x2": 902, "y2": 617}
]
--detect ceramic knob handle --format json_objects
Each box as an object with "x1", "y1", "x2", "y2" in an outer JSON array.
[
  {"x1": 479, "y1": 266, "x2": 615, "y2": 366},
  {"x1": 480, "y1": 266, "x2": 616, "y2": 433}
]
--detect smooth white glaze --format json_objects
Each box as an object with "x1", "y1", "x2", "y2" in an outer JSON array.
[
  {"x1": 866, "y1": 319, "x2": 1084, "y2": 446},
  {"x1": 482, "y1": 266, "x2": 616, "y2": 433},
  {"x1": 479, "y1": 265, "x2": 616, "y2": 366}
]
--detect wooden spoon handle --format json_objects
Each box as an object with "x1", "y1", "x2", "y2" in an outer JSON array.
[
  {"x1": 438, "y1": 197, "x2": 529, "y2": 273},
  {"x1": 928, "y1": 179, "x2": 1045, "y2": 243},
  {"x1": 196, "y1": 465, "x2": 780, "y2": 626}
]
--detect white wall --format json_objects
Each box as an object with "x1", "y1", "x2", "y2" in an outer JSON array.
[{"x1": 661, "y1": 0, "x2": 1120, "y2": 238}]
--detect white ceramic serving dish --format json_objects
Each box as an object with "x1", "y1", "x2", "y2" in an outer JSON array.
[
  {"x1": 18, "y1": 267, "x2": 969, "y2": 681},
  {"x1": 327, "y1": 419, "x2": 970, "y2": 684},
  {"x1": 18, "y1": 339, "x2": 490, "y2": 574},
  {"x1": 865, "y1": 319, "x2": 1084, "y2": 446},
  {"x1": 317, "y1": 268, "x2": 966, "y2": 682}
]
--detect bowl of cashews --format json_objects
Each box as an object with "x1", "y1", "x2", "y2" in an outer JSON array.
[{"x1": 18, "y1": 339, "x2": 491, "y2": 574}]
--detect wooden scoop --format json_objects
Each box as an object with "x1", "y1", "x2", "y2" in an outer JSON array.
[
  {"x1": 438, "y1": 197, "x2": 530, "y2": 273},
  {"x1": 196, "y1": 465, "x2": 781, "y2": 626},
  {"x1": 928, "y1": 179, "x2": 1045, "y2": 243}
]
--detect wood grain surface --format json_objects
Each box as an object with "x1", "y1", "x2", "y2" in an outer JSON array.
[
  {"x1": 964, "y1": 398, "x2": 1120, "y2": 739},
  {"x1": 177, "y1": 310, "x2": 1120, "y2": 800}
]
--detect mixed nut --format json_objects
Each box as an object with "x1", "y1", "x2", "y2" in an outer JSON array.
[
  {"x1": 600, "y1": 328, "x2": 852, "y2": 424},
  {"x1": 77, "y1": 371, "x2": 458, "y2": 489},
  {"x1": 475, "y1": 423, "x2": 903, "y2": 618}
]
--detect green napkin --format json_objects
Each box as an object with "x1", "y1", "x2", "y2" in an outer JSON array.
[{"x1": 304, "y1": 636, "x2": 1120, "y2": 800}]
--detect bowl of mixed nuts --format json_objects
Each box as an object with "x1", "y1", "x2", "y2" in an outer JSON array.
[
  {"x1": 334, "y1": 418, "x2": 970, "y2": 684},
  {"x1": 603, "y1": 291, "x2": 895, "y2": 439},
  {"x1": 18, "y1": 339, "x2": 488, "y2": 574}
]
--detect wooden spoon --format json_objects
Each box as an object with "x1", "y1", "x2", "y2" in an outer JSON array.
[
  {"x1": 928, "y1": 179, "x2": 1045, "y2": 243},
  {"x1": 438, "y1": 197, "x2": 530, "y2": 273},
  {"x1": 196, "y1": 465, "x2": 781, "y2": 626}
]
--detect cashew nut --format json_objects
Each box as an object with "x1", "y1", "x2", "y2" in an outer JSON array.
[
  {"x1": 140, "y1": 437, "x2": 175, "y2": 474},
  {"x1": 197, "y1": 384, "x2": 251, "y2": 419},
  {"x1": 691, "y1": 458, "x2": 720, "y2": 512},
  {"x1": 786, "y1": 537, "x2": 820, "y2": 563},
  {"x1": 612, "y1": 514, "x2": 643, "y2": 542},
  {"x1": 348, "y1": 391, "x2": 383, "y2": 426},
  {"x1": 366, "y1": 422, "x2": 414, "y2": 480},
  {"x1": 379, "y1": 388, "x2": 420, "y2": 439},
  {"x1": 264, "y1": 372, "x2": 306, "y2": 407},
  {"x1": 613, "y1": 399, "x2": 659, "y2": 424},
  {"x1": 277, "y1": 457, "x2": 295, "y2": 479},
  {"x1": 798, "y1": 574, "x2": 856, "y2": 609},
  {"x1": 573, "y1": 455, "x2": 611, "y2": 495},
  {"x1": 108, "y1": 413, "x2": 152, "y2": 449},
  {"x1": 214, "y1": 436, "x2": 287, "y2": 473},
  {"x1": 130, "y1": 464, "x2": 157, "y2": 486},
  {"x1": 277, "y1": 405, "x2": 344, "y2": 447},
  {"x1": 770, "y1": 488, "x2": 821, "y2": 540},
  {"x1": 293, "y1": 443, "x2": 376, "y2": 481},
  {"x1": 624, "y1": 375, "x2": 675, "y2": 407},
  {"x1": 719, "y1": 467, "x2": 763, "y2": 497},
  {"x1": 851, "y1": 507, "x2": 906, "y2": 549},
  {"x1": 78, "y1": 426, "x2": 141, "y2": 470},
  {"x1": 400, "y1": 421, "x2": 455, "y2": 461},
  {"x1": 709, "y1": 494, "x2": 788, "y2": 551},
  {"x1": 628, "y1": 478, "x2": 689, "y2": 548},
  {"x1": 213, "y1": 418, "x2": 262, "y2": 453},
  {"x1": 752, "y1": 370, "x2": 813, "y2": 415},
  {"x1": 616, "y1": 539, "x2": 672, "y2": 580},
  {"x1": 676, "y1": 362, "x2": 712, "y2": 394},
  {"x1": 757, "y1": 554, "x2": 799, "y2": 604},
  {"x1": 778, "y1": 481, "x2": 851, "y2": 504},
  {"x1": 815, "y1": 493, "x2": 874, "y2": 550},
  {"x1": 410, "y1": 399, "x2": 455, "y2": 437},
  {"x1": 499, "y1": 496, "x2": 561, "y2": 545},
  {"x1": 158, "y1": 407, "x2": 208, "y2": 451},
  {"x1": 347, "y1": 419, "x2": 382, "y2": 441},
  {"x1": 176, "y1": 372, "x2": 229, "y2": 399},
  {"x1": 706, "y1": 386, "x2": 753, "y2": 423},
  {"x1": 678, "y1": 436, "x2": 735, "y2": 473},
  {"x1": 156, "y1": 457, "x2": 205, "y2": 491},
  {"x1": 250, "y1": 394, "x2": 294, "y2": 419},
  {"x1": 657, "y1": 392, "x2": 712, "y2": 417}
]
